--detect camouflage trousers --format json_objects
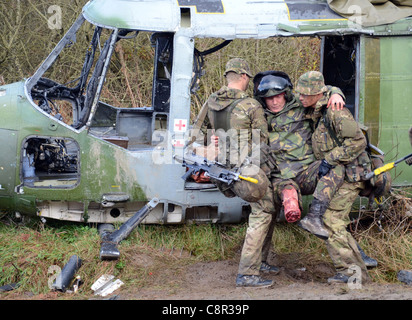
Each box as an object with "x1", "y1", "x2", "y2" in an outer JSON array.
[
  {"x1": 272, "y1": 160, "x2": 345, "y2": 208},
  {"x1": 280, "y1": 161, "x2": 370, "y2": 282},
  {"x1": 237, "y1": 160, "x2": 345, "y2": 276},
  {"x1": 323, "y1": 181, "x2": 371, "y2": 283},
  {"x1": 237, "y1": 181, "x2": 276, "y2": 276}
]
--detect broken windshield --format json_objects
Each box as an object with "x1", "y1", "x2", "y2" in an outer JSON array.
[{"x1": 27, "y1": 15, "x2": 155, "y2": 129}]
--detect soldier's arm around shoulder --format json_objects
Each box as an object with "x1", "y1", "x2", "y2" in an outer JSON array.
[
  {"x1": 325, "y1": 107, "x2": 367, "y2": 165},
  {"x1": 326, "y1": 86, "x2": 346, "y2": 110},
  {"x1": 327, "y1": 85, "x2": 346, "y2": 101}
]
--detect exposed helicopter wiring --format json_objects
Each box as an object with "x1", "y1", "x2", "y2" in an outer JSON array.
[{"x1": 191, "y1": 40, "x2": 232, "y2": 104}]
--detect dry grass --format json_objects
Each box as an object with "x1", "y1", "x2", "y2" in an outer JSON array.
[
  {"x1": 0, "y1": 188, "x2": 410, "y2": 299},
  {"x1": 0, "y1": 0, "x2": 322, "y2": 115},
  {"x1": 350, "y1": 189, "x2": 412, "y2": 282},
  {"x1": 0, "y1": 218, "x2": 247, "y2": 298}
]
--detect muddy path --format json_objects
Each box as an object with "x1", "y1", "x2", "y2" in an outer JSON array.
[
  {"x1": 119, "y1": 252, "x2": 412, "y2": 301},
  {"x1": 2, "y1": 251, "x2": 411, "y2": 303}
]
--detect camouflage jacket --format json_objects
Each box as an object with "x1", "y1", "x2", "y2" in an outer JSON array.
[
  {"x1": 307, "y1": 95, "x2": 366, "y2": 166},
  {"x1": 266, "y1": 96, "x2": 315, "y2": 179},
  {"x1": 266, "y1": 86, "x2": 345, "y2": 179},
  {"x1": 205, "y1": 86, "x2": 268, "y2": 165}
]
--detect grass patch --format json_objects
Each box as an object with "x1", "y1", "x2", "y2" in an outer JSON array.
[
  {"x1": 0, "y1": 217, "x2": 247, "y2": 298},
  {"x1": 1, "y1": 189, "x2": 411, "y2": 298},
  {"x1": 350, "y1": 189, "x2": 412, "y2": 283},
  {"x1": 133, "y1": 223, "x2": 247, "y2": 260}
]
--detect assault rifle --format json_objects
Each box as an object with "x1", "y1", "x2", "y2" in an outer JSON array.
[
  {"x1": 173, "y1": 152, "x2": 258, "y2": 185},
  {"x1": 365, "y1": 152, "x2": 412, "y2": 180}
]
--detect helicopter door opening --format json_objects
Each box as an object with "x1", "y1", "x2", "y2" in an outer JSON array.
[
  {"x1": 152, "y1": 32, "x2": 173, "y2": 114},
  {"x1": 151, "y1": 32, "x2": 173, "y2": 141},
  {"x1": 21, "y1": 137, "x2": 80, "y2": 188},
  {"x1": 88, "y1": 32, "x2": 173, "y2": 149},
  {"x1": 321, "y1": 35, "x2": 359, "y2": 119}
]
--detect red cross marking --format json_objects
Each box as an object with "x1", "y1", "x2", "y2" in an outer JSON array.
[
  {"x1": 173, "y1": 139, "x2": 185, "y2": 148},
  {"x1": 174, "y1": 119, "x2": 186, "y2": 131}
]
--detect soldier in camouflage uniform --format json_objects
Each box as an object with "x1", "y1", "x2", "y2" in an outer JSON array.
[
  {"x1": 203, "y1": 58, "x2": 268, "y2": 154},
  {"x1": 296, "y1": 71, "x2": 371, "y2": 284},
  {"x1": 235, "y1": 71, "x2": 346, "y2": 287},
  {"x1": 195, "y1": 57, "x2": 270, "y2": 194},
  {"x1": 199, "y1": 58, "x2": 276, "y2": 287},
  {"x1": 253, "y1": 71, "x2": 346, "y2": 239}
]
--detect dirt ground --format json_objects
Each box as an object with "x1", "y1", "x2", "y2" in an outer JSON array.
[
  {"x1": 117, "y1": 251, "x2": 412, "y2": 301},
  {"x1": 2, "y1": 250, "x2": 411, "y2": 302}
]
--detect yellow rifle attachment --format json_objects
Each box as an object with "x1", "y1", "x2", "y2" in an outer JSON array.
[
  {"x1": 365, "y1": 152, "x2": 412, "y2": 180},
  {"x1": 372, "y1": 162, "x2": 395, "y2": 176},
  {"x1": 239, "y1": 175, "x2": 258, "y2": 184}
]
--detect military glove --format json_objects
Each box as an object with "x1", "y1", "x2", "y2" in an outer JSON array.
[{"x1": 318, "y1": 159, "x2": 334, "y2": 179}]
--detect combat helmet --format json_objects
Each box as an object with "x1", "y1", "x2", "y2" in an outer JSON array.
[
  {"x1": 295, "y1": 71, "x2": 328, "y2": 95},
  {"x1": 231, "y1": 163, "x2": 269, "y2": 202},
  {"x1": 224, "y1": 58, "x2": 253, "y2": 78},
  {"x1": 253, "y1": 70, "x2": 293, "y2": 106}
]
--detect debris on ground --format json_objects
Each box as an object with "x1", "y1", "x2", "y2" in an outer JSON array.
[
  {"x1": 52, "y1": 255, "x2": 82, "y2": 292},
  {"x1": 91, "y1": 274, "x2": 124, "y2": 297},
  {"x1": 397, "y1": 270, "x2": 412, "y2": 285},
  {"x1": 0, "y1": 283, "x2": 20, "y2": 293}
]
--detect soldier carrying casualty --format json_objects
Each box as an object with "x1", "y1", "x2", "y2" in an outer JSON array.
[
  {"x1": 253, "y1": 70, "x2": 346, "y2": 240},
  {"x1": 296, "y1": 71, "x2": 372, "y2": 284},
  {"x1": 234, "y1": 70, "x2": 346, "y2": 288},
  {"x1": 190, "y1": 57, "x2": 271, "y2": 203}
]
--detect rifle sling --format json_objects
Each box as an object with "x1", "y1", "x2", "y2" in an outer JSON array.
[{"x1": 319, "y1": 107, "x2": 342, "y2": 147}]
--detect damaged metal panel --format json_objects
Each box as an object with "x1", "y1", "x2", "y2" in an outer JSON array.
[
  {"x1": 82, "y1": 0, "x2": 180, "y2": 30},
  {"x1": 285, "y1": 0, "x2": 345, "y2": 21},
  {"x1": 100, "y1": 198, "x2": 160, "y2": 260}
]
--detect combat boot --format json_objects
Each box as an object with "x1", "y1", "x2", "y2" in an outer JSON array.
[
  {"x1": 298, "y1": 198, "x2": 329, "y2": 240},
  {"x1": 260, "y1": 261, "x2": 280, "y2": 274},
  {"x1": 327, "y1": 273, "x2": 349, "y2": 284},
  {"x1": 235, "y1": 274, "x2": 273, "y2": 288},
  {"x1": 357, "y1": 243, "x2": 378, "y2": 268}
]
